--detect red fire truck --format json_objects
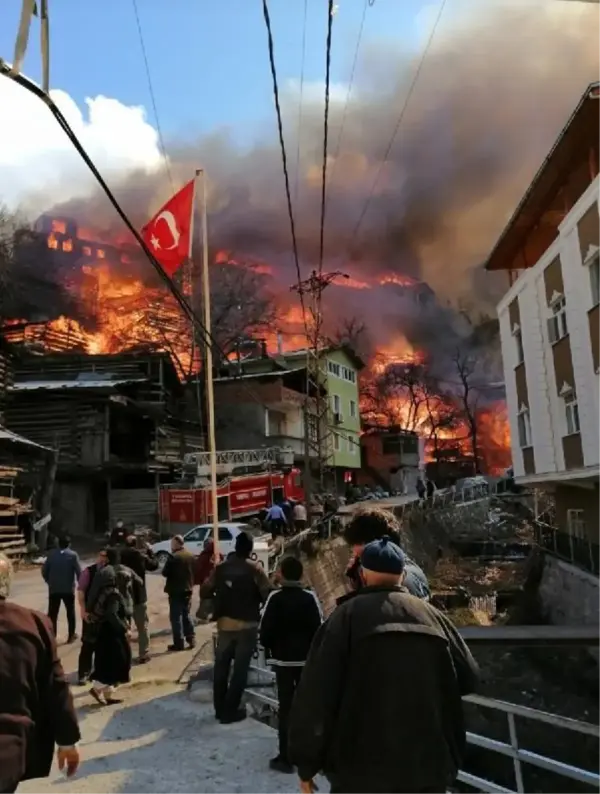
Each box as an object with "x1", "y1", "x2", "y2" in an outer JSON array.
[{"x1": 159, "y1": 448, "x2": 304, "y2": 534}]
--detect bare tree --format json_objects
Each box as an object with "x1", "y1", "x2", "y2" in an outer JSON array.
[
  {"x1": 362, "y1": 362, "x2": 427, "y2": 431},
  {"x1": 450, "y1": 344, "x2": 484, "y2": 472},
  {"x1": 330, "y1": 316, "x2": 369, "y2": 358}
]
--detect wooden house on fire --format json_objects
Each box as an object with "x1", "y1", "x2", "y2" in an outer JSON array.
[{"x1": 3, "y1": 350, "x2": 204, "y2": 538}]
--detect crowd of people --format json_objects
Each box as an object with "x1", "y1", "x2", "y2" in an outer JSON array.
[{"x1": 0, "y1": 505, "x2": 479, "y2": 793}]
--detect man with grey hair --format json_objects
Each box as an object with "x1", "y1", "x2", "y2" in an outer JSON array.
[
  {"x1": 0, "y1": 553, "x2": 81, "y2": 791},
  {"x1": 162, "y1": 535, "x2": 196, "y2": 652}
]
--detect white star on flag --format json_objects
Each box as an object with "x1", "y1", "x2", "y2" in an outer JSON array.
[{"x1": 151, "y1": 235, "x2": 160, "y2": 250}]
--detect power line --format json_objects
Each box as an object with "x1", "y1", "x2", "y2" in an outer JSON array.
[
  {"x1": 260, "y1": 0, "x2": 308, "y2": 336},
  {"x1": 326, "y1": 0, "x2": 369, "y2": 210},
  {"x1": 317, "y1": 0, "x2": 335, "y2": 277},
  {"x1": 293, "y1": 0, "x2": 309, "y2": 210},
  {"x1": 0, "y1": 62, "x2": 282, "y2": 419},
  {"x1": 344, "y1": 0, "x2": 447, "y2": 260},
  {"x1": 131, "y1": 0, "x2": 174, "y2": 191}
]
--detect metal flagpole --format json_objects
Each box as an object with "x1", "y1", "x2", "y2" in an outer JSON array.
[{"x1": 198, "y1": 168, "x2": 220, "y2": 559}]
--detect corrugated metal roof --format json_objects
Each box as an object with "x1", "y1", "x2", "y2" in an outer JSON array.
[
  {"x1": 214, "y1": 368, "x2": 305, "y2": 382},
  {"x1": 11, "y1": 378, "x2": 146, "y2": 392},
  {"x1": 0, "y1": 426, "x2": 50, "y2": 450}
]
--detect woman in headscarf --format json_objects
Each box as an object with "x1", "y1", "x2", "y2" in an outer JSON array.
[{"x1": 88, "y1": 548, "x2": 134, "y2": 705}]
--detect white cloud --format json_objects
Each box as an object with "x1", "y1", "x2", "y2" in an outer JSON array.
[
  {"x1": 0, "y1": 74, "x2": 163, "y2": 211},
  {"x1": 285, "y1": 78, "x2": 352, "y2": 105}
]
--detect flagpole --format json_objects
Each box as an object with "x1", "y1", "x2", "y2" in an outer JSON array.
[{"x1": 198, "y1": 168, "x2": 220, "y2": 559}]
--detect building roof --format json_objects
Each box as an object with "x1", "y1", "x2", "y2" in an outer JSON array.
[
  {"x1": 0, "y1": 425, "x2": 50, "y2": 451},
  {"x1": 283, "y1": 344, "x2": 366, "y2": 371},
  {"x1": 485, "y1": 82, "x2": 600, "y2": 272},
  {"x1": 11, "y1": 378, "x2": 147, "y2": 392},
  {"x1": 213, "y1": 368, "x2": 302, "y2": 383}
]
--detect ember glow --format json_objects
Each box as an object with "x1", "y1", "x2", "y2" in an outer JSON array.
[{"x1": 3, "y1": 216, "x2": 511, "y2": 473}]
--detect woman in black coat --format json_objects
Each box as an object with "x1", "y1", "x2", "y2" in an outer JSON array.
[{"x1": 89, "y1": 564, "x2": 132, "y2": 706}]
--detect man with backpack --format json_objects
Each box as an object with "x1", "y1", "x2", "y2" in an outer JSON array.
[
  {"x1": 259, "y1": 556, "x2": 323, "y2": 773},
  {"x1": 200, "y1": 531, "x2": 271, "y2": 724}
]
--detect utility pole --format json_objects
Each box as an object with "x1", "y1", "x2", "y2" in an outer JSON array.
[{"x1": 291, "y1": 269, "x2": 349, "y2": 522}]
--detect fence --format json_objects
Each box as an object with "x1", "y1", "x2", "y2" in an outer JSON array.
[
  {"x1": 534, "y1": 520, "x2": 599, "y2": 576},
  {"x1": 244, "y1": 662, "x2": 599, "y2": 793}
]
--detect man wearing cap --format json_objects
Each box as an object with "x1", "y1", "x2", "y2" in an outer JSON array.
[
  {"x1": 288, "y1": 535, "x2": 479, "y2": 794},
  {"x1": 341, "y1": 505, "x2": 431, "y2": 602}
]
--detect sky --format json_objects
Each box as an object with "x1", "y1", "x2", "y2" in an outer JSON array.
[
  {"x1": 0, "y1": 0, "x2": 597, "y2": 215},
  {"x1": 0, "y1": 0, "x2": 431, "y2": 141}
]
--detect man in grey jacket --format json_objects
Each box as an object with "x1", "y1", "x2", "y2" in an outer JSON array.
[{"x1": 42, "y1": 536, "x2": 81, "y2": 642}]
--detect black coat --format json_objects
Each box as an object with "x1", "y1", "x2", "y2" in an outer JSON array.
[
  {"x1": 120, "y1": 546, "x2": 159, "y2": 604},
  {"x1": 259, "y1": 583, "x2": 322, "y2": 665},
  {"x1": 162, "y1": 549, "x2": 195, "y2": 596},
  {"x1": 288, "y1": 586, "x2": 479, "y2": 792},
  {"x1": 0, "y1": 600, "x2": 80, "y2": 790}
]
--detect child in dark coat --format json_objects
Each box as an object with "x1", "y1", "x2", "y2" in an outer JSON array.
[{"x1": 259, "y1": 556, "x2": 323, "y2": 774}]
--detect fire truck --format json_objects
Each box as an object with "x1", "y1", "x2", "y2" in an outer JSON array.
[{"x1": 159, "y1": 447, "x2": 304, "y2": 535}]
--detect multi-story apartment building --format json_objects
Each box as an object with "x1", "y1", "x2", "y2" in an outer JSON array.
[
  {"x1": 486, "y1": 82, "x2": 599, "y2": 572},
  {"x1": 282, "y1": 346, "x2": 364, "y2": 486}
]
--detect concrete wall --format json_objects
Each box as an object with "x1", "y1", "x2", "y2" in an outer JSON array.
[{"x1": 538, "y1": 553, "x2": 599, "y2": 664}]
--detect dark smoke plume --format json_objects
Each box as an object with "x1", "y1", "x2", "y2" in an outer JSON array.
[{"x1": 39, "y1": 1, "x2": 598, "y2": 318}]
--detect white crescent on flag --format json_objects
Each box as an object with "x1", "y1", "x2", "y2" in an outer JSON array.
[{"x1": 154, "y1": 210, "x2": 181, "y2": 250}]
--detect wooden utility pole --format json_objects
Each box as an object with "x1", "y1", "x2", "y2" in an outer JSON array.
[{"x1": 292, "y1": 269, "x2": 349, "y2": 522}]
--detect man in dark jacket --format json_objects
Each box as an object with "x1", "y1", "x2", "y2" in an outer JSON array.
[
  {"x1": 259, "y1": 556, "x2": 322, "y2": 773},
  {"x1": 120, "y1": 536, "x2": 159, "y2": 663},
  {"x1": 289, "y1": 536, "x2": 479, "y2": 794},
  {"x1": 201, "y1": 531, "x2": 271, "y2": 724},
  {"x1": 0, "y1": 553, "x2": 80, "y2": 792},
  {"x1": 41, "y1": 535, "x2": 81, "y2": 642},
  {"x1": 76, "y1": 548, "x2": 109, "y2": 684},
  {"x1": 341, "y1": 505, "x2": 431, "y2": 602},
  {"x1": 162, "y1": 535, "x2": 195, "y2": 652}
]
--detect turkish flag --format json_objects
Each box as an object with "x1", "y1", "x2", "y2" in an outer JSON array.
[{"x1": 141, "y1": 180, "x2": 195, "y2": 277}]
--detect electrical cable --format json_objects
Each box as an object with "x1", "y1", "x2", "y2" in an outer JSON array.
[
  {"x1": 0, "y1": 62, "x2": 280, "y2": 415},
  {"x1": 317, "y1": 0, "x2": 334, "y2": 277},
  {"x1": 260, "y1": 0, "x2": 308, "y2": 336},
  {"x1": 293, "y1": 0, "x2": 309, "y2": 210},
  {"x1": 131, "y1": 0, "x2": 174, "y2": 191},
  {"x1": 325, "y1": 0, "x2": 368, "y2": 211},
  {"x1": 344, "y1": 0, "x2": 447, "y2": 260}
]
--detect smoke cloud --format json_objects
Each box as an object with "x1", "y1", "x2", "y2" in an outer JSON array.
[{"x1": 2, "y1": 0, "x2": 598, "y2": 321}]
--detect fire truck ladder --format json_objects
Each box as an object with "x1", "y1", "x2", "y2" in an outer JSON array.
[{"x1": 183, "y1": 447, "x2": 294, "y2": 479}]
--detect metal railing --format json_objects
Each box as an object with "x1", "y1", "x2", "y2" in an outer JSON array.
[
  {"x1": 534, "y1": 520, "x2": 599, "y2": 577},
  {"x1": 244, "y1": 663, "x2": 599, "y2": 793}
]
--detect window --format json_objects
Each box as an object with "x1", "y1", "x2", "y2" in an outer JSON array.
[
  {"x1": 589, "y1": 255, "x2": 600, "y2": 307},
  {"x1": 402, "y1": 435, "x2": 419, "y2": 454},
  {"x1": 51, "y1": 219, "x2": 66, "y2": 234},
  {"x1": 547, "y1": 296, "x2": 568, "y2": 344},
  {"x1": 62, "y1": 238, "x2": 73, "y2": 253},
  {"x1": 517, "y1": 406, "x2": 532, "y2": 448},
  {"x1": 382, "y1": 437, "x2": 402, "y2": 456},
  {"x1": 349, "y1": 399, "x2": 357, "y2": 418},
  {"x1": 82, "y1": 245, "x2": 92, "y2": 257},
  {"x1": 567, "y1": 509, "x2": 586, "y2": 540},
  {"x1": 328, "y1": 361, "x2": 340, "y2": 377},
  {"x1": 97, "y1": 248, "x2": 106, "y2": 259},
  {"x1": 514, "y1": 329, "x2": 524, "y2": 365},
  {"x1": 185, "y1": 527, "x2": 208, "y2": 543},
  {"x1": 348, "y1": 436, "x2": 358, "y2": 455},
  {"x1": 219, "y1": 527, "x2": 233, "y2": 542},
  {"x1": 333, "y1": 433, "x2": 341, "y2": 452},
  {"x1": 563, "y1": 389, "x2": 580, "y2": 435},
  {"x1": 332, "y1": 394, "x2": 341, "y2": 415}
]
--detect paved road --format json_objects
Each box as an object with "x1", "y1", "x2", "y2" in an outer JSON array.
[{"x1": 10, "y1": 563, "x2": 303, "y2": 793}]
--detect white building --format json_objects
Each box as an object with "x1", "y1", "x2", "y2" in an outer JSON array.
[{"x1": 486, "y1": 82, "x2": 599, "y2": 572}]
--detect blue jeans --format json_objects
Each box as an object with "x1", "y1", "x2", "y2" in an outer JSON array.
[{"x1": 168, "y1": 593, "x2": 194, "y2": 647}]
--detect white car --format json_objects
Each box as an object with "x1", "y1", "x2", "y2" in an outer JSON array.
[{"x1": 151, "y1": 522, "x2": 270, "y2": 569}]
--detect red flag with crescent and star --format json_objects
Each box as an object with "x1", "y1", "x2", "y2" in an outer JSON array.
[{"x1": 141, "y1": 179, "x2": 195, "y2": 277}]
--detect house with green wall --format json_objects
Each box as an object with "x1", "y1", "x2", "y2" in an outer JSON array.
[{"x1": 283, "y1": 345, "x2": 365, "y2": 486}]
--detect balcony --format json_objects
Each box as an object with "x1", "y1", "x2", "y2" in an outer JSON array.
[{"x1": 268, "y1": 434, "x2": 316, "y2": 458}]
